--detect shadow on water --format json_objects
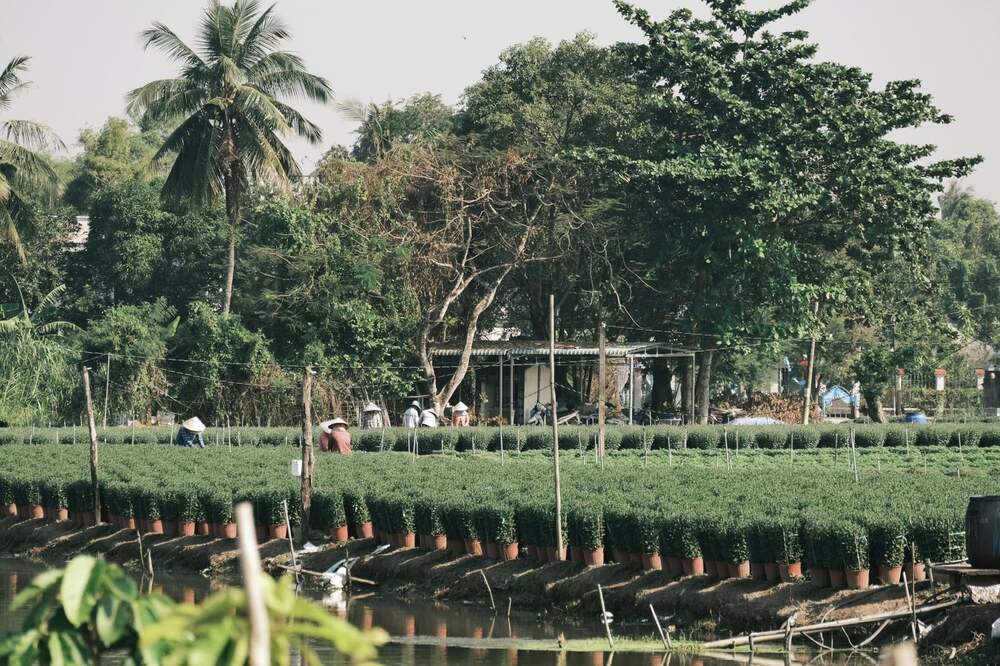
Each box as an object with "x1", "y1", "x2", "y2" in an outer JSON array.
[{"x1": 0, "y1": 557, "x2": 865, "y2": 665}]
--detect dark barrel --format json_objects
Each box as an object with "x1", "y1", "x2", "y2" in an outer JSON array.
[{"x1": 966, "y1": 496, "x2": 1000, "y2": 569}]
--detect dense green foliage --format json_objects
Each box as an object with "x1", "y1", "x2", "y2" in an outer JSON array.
[
  {"x1": 0, "y1": 554, "x2": 385, "y2": 664},
  {"x1": 0, "y1": 444, "x2": 988, "y2": 576},
  {"x1": 0, "y1": 0, "x2": 989, "y2": 427}
]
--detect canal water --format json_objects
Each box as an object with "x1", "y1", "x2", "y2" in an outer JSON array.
[{"x1": 0, "y1": 557, "x2": 864, "y2": 665}]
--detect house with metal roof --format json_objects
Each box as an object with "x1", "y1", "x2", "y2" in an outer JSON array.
[{"x1": 430, "y1": 340, "x2": 696, "y2": 424}]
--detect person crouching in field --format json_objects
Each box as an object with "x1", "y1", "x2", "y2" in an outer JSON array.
[
  {"x1": 175, "y1": 417, "x2": 206, "y2": 448},
  {"x1": 319, "y1": 418, "x2": 353, "y2": 455}
]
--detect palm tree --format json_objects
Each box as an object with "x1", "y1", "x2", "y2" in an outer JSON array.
[
  {"x1": 127, "y1": 0, "x2": 332, "y2": 315},
  {"x1": 0, "y1": 56, "x2": 64, "y2": 263}
]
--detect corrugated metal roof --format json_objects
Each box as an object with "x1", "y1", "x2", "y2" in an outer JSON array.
[{"x1": 430, "y1": 341, "x2": 687, "y2": 357}]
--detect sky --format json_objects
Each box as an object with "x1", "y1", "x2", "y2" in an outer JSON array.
[{"x1": 2, "y1": 0, "x2": 997, "y2": 202}]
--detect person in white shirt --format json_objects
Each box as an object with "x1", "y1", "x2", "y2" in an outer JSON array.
[
  {"x1": 402, "y1": 401, "x2": 420, "y2": 429},
  {"x1": 419, "y1": 407, "x2": 439, "y2": 428}
]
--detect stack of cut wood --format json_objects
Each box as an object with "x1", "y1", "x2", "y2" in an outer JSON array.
[{"x1": 717, "y1": 392, "x2": 823, "y2": 424}]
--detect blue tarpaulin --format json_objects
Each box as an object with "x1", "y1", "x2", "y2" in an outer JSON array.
[{"x1": 819, "y1": 385, "x2": 858, "y2": 414}]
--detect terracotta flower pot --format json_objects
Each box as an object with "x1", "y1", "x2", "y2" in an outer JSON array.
[
  {"x1": 764, "y1": 562, "x2": 780, "y2": 583},
  {"x1": 751, "y1": 561, "x2": 767, "y2": 581},
  {"x1": 485, "y1": 541, "x2": 500, "y2": 559},
  {"x1": 810, "y1": 566, "x2": 830, "y2": 587},
  {"x1": 666, "y1": 556, "x2": 684, "y2": 576},
  {"x1": 502, "y1": 542, "x2": 519, "y2": 561},
  {"x1": 4, "y1": 503, "x2": 16, "y2": 517},
  {"x1": 642, "y1": 553, "x2": 663, "y2": 572},
  {"x1": 270, "y1": 523, "x2": 287, "y2": 540},
  {"x1": 465, "y1": 538, "x2": 483, "y2": 556},
  {"x1": 730, "y1": 560, "x2": 751, "y2": 579},
  {"x1": 448, "y1": 538, "x2": 466, "y2": 556},
  {"x1": 31, "y1": 505, "x2": 44, "y2": 520},
  {"x1": 681, "y1": 557, "x2": 704, "y2": 576},
  {"x1": 829, "y1": 568, "x2": 847, "y2": 589},
  {"x1": 55, "y1": 507, "x2": 69, "y2": 523},
  {"x1": 163, "y1": 519, "x2": 177, "y2": 536},
  {"x1": 182, "y1": 588, "x2": 197, "y2": 605},
  {"x1": 904, "y1": 562, "x2": 926, "y2": 582},
  {"x1": 880, "y1": 565, "x2": 903, "y2": 585},
  {"x1": 149, "y1": 519, "x2": 164, "y2": 534},
  {"x1": 704, "y1": 559, "x2": 719, "y2": 579},
  {"x1": 584, "y1": 547, "x2": 605, "y2": 567},
  {"x1": 402, "y1": 532, "x2": 416, "y2": 548},
  {"x1": 332, "y1": 525, "x2": 349, "y2": 543},
  {"x1": 779, "y1": 562, "x2": 802, "y2": 582},
  {"x1": 180, "y1": 520, "x2": 196, "y2": 537},
  {"x1": 433, "y1": 534, "x2": 449, "y2": 551},
  {"x1": 196, "y1": 521, "x2": 210, "y2": 536},
  {"x1": 223, "y1": 523, "x2": 238, "y2": 539},
  {"x1": 549, "y1": 546, "x2": 567, "y2": 562},
  {"x1": 845, "y1": 568, "x2": 869, "y2": 590},
  {"x1": 356, "y1": 522, "x2": 374, "y2": 539}
]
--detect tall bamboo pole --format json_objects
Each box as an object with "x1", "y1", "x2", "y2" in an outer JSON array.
[
  {"x1": 498, "y1": 354, "x2": 504, "y2": 464},
  {"x1": 548, "y1": 295, "x2": 564, "y2": 559},
  {"x1": 299, "y1": 367, "x2": 314, "y2": 545},
  {"x1": 597, "y1": 321, "x2": 606, "y2": 461},
  {"x1": 83, "y1": 367, "x2": 101, "y2": 523},
  {"x1": 802, "y1": 301, "x2": 819, "y2": 424},
  {"x1": 236, "y1": 502, "x2": 270, "y2": 666},
  {"x1": 102, "y1": 352, "x2": 111, "y2": 428}
]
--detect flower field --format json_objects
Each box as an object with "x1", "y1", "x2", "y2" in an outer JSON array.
[
  {"x1": 0, "y1": 442, "x2": 993, "y2": 589},
  {"x1": 4, "y1": 421, "x2": 1000, "y2": 451}
]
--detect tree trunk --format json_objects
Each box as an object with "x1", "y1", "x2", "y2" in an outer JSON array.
[
  {"x1": 696, "y1": 349, "x2": 714, "y2": 425},
  {"x1": 650, "y1": 359, "x2": 673, "y2": 412},
  {"x1": 681, "y1": 361, "x2": 691, "y2": 421},
  {"x1": 222, "y1": 174, "x2": 240, "y2": 316},
  {"x1": 864, "y1": 394, "x2": 887, "y2": 423}
]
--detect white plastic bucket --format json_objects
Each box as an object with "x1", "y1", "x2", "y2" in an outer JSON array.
[{"x1": 290, "y1": 459, "x2": 303, "y2": 477}]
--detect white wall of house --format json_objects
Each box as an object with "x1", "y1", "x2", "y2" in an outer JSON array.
[{"x1": 522, "y1": 363, "x2": 552, "y2": 421}]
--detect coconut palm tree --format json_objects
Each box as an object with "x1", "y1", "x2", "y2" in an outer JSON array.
[
  {"x1": 0, "y1": 56, "x2": 63, "y2": 263},
  {"x1": 127, "y1": 0, "x2": 332, "y2": 315}
]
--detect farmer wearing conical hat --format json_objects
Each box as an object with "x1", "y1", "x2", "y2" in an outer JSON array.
[
  {"x1": 175, "y1": 416, "x2": 206, "y2": 448},
  {"x1": 402, "y1": 400, "x2": 420, "y2": 429},
  {"x1": 361, "y1": 401, "x2": 385, "y2": 429},
  {"x1": 319, "y1": 418, "x2": 352, "y2": 455},
  {"x1": 451, "y1": 401, "x2": 470, "y2": 427},
  {"x1": 419, "y1": 405, "x2": 439, "y2": 428}
]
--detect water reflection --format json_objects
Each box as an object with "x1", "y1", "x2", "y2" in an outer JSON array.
[{"x1": 0, "y1": 558, "x2": 864, "y2": 666}]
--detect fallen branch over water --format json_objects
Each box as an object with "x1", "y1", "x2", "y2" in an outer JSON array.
[{"x1": 701, "y1": 597, "x2": 966, "y2": 650}]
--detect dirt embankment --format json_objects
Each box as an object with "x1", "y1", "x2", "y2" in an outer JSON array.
[{"x1": 1, "y1": 516, "x2": 980, "y2": 646}]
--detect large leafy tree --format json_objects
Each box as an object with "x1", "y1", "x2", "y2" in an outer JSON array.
[
  {"x1": 607, "y1": 0, "x2": 979, "y2": 422},
  {"x1": 127, "y1": 0, "x2": 332, "y2": 315},
  {"x1": 0, "y1": 56, "x2": 63, "y2": 263},
  {"x1": 461, "y1": 34, "x2": 646, "y2": 340}
]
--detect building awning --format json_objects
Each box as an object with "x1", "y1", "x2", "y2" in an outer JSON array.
[{"x1": 430, "y1": 341, "x2": 691, "y2": 358}]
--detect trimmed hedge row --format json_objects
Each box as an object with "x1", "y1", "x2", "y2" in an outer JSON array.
[
  {"x1": 4, "y1": 422, "x2": 1000, "y2": 452},
  {"x1": 0, "y1": 445, "x2": 990, "y2": 577}
]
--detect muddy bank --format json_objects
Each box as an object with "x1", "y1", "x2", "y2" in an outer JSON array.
[
  {"x1": 1, "y1": 516, "x2": 977, "y2": 648},
  {"x1": 0, "y1": 515, "x2": 288, "y2": 578}
]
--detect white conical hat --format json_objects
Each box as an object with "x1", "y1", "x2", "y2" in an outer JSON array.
[
  {"x1": 363, "y1": 401, "x2": 381, "y2": 413},
  {"x1": 453, "y1": 401, "x2": 469, "y2": 412},
  {"x1": 181, "y1": 417, "x2": 205, "y2": 433}
]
